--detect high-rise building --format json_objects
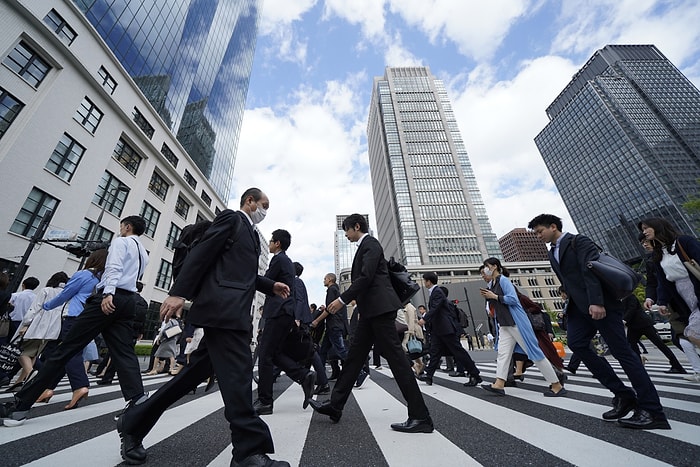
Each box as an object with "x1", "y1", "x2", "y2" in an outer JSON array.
[
  {"x1": 535, "y1": 45, "x2": 700, "y2": 262},
  {"x1": 74, "y1": 0, "x2": 262, "y2": 200},
  {"x1": 334, "y1": 214, "x2": 370, "y2": 278},
  {"x1": 367, "y1": 66, "x2": 502, "y2": 267},
  {"x1": 498, "y1": 228, "x2": 549, "y2": 262}
]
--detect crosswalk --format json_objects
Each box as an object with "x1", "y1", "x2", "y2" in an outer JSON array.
[{"x1": 1, "y1": 359, "x2": 698, "y2": 466}]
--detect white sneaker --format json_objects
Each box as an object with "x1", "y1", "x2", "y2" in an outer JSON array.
[{"x1": 683, "y1": 373, "x2": 700, "y2": 382}]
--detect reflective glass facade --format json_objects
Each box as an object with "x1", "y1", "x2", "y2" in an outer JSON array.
[
  {"x1": 367, "y1": 67, "x2": 502, "y2": 266},
  {"x1": 74, "y1": 0, "x2": 262, "y2": 200},
  {"x1": 535, "y1": 45, "x2": 700, "y2": 262}
]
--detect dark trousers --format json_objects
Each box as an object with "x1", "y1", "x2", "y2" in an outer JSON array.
[
  {"x1": 40, "y1": 317, "x2": 90, "y2": 391},
  {"x1": 425, "y1": 332, "x2": 479, "y2": 378},
  {"x1": 567, "y1": 305, "x2": 663, "y2": 415},
  {"x1": 256, "y1": 314, "x2": 309, "y2": 405},
  {"x1": 627, "y1": 325, "x2": 684, "y2": 369},
  {"x1": 330, "y1": 312, "x2": 429, "y2": 420},
  {"x1": 121, "y1": 327, "x2": 274, "y2": 462},
  {"x1": 319, "y1": 327, "x2": 348, "y2": 363},
  {"x1": 16, "y1": 292, "x2": 143, "y2": 409}
]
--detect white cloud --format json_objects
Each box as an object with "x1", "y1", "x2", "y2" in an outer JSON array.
[
  {"x1": 259, "y1": 0, "x2": 318, "y2": 34},
  {"x1": 322, "y1": 0, "x2": 387, "y2": 38}
]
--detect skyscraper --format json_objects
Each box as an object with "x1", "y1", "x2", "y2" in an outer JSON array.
[
  {"x1": 367, "y1": 66, "x2": 502, "y2": 267},
  {"x1": 536, "y1": 45, "x2": 700, "y2": 262},
  {"x1": 74, "y1": 0, "x2": 262, "y2": 200}
]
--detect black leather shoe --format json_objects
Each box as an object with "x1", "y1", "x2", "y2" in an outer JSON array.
[
  {"x1": 602, "y1": 396, "x2": 636, "y2": 421},
  {"x1": 417, "y1": 374, "x2": 433, "y2": 385},
  {"x1": 301, "y1": 371, "x2": 316, "y2": 409},
  {"x1": 253, "y1": 399, "x2": 273, "y2": 416},
  {"x1": 308, "y1": 399, "x2": 342, "y2": 423},
  {"x1": 565, "y1": 365, "x2": 577, "y2": 375},
  {"x1": 504, "y1": 380, "x2": 518, "y2": 387},
  {"x1": 618, "y1": 409, "x2": 671, "y2": 430},
  {"x1": 390, "y1": 416, "x2": 434, "y2": 433},
  {"x1": 355, "y1": 370, "x2": 369, "y2": 388},
  {"x1": 231, "y1": 453, "x2": 291, "y2": 466},
  {"x1": 665, "y1": 367, "x2": 687, "y2": 374},
  {"x1": 96, "y1": 379, "x2": 113, "y2": 386},
  {"x1": 448, "y1": 371, "x2": 466, "y2": 377},
  {"x1": 463, "y1": 375, "x2": 482, "y2": 387},
  {"x1": 481, "y1": 383, "x2": 505, "y2": 396},
  {"x1": 313, "y1": 384, "x2": 330, "y2": 395},
  {"x1": 116, "y1": 397, "x2": 148, "y2": 465}
]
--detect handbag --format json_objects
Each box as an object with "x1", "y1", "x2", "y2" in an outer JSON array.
[
  {"x1": 163, "y1": 321, "x2": 183, "y2": 339},
  {"x1": 0, "y1": 312, "x2": 10, "y2": 338},
  {"x1": 527, "y1": 311, "x2": 546, "y2": 332},
  {"x1": 387, "y1": 257, "x2": 420, "y2": 306},
  {"x1": 283, "y1": 325, "x2": 315, "y2": 365},
  {"x1": 573, "y1": 235, "x2": 641, "y2": 300},
  {"x1": 406, "y1": 334, "x2": 422, "y2": 355},
  {"x1": 0, "y1": 336, "x2": 22, "y2": 372},
  {"x1": 676, "y1": 241, "x2": 700, "y2": 281}
]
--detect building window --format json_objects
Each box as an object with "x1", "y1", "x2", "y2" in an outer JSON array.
[
  {"x1": 74, "y1": 97, "x2": 103, "y2": 134},
  {"x1": 113, "y1": 138, "x2": 142, "y2": 175},
  {"x1": 132, "y1": 107, "x2": 154, "y2": 139},
  {"x1": 10, "y1": 187, "x2": 59, "y2": 237},
  {"x1": 166, "y1": 223, "x2": 182, "y2": 249},
  {"x1": 155, "y1": 259, "x2": 173, "y2": 289},
  {"x1": 97, "y1": 66, "x2": 117, "y2": 95},
  {"x1": 93, "y1": 172, "x2": 129, "y2": 216},
  {"x1": 45, "y1": 133, "x2": 85, "y2": 182},
  {"x1": 200, "y1": 191, "x2": 211, "y2": 207},
  {"x1": 148, "y1": 170, "x2": 168, "y2": 201},
  {"x1": 43, "y1": 9, "x2": 77, "y2": 46},
  {"x1": 195, "y1": 212, "x2": 207, "y2": 224},
  {"x1": 161, "y1": 143, "x2": 178, "y2": 168},
  {"x1": 215, "y1": 207, "x2": 221, "y2": 216},
  {"x1": 532, "y1": 290, "x2": 543, "y2": 299},
  {"x1": 140, "y1": 201, "x2": 160, "y2": 237},
  {"x1": 175, "y1": 195, "x2": 190, "y2": 220},
  {"x1": 0, "y1": 88, "x2": 24, "y2": 140},
  {"x1": 3, "y1": 41, "x2": 51, "y2": 87},
  {"x1": 527, "y1": 278, "x2": 538, "y2": 286},
  {"x1": 78, "y1": 218, "x2": 114, "y2": 243},
  {"x1": 183, "y1": 170, "x2": 197, "y2": 189}
]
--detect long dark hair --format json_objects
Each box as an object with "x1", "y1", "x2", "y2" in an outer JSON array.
[
  {"x1": 484, "y1": 257, "x2": 510, "y2": 277},
  {"x1": 638, "y1": 218, "x2": 679, "y2": 262}
]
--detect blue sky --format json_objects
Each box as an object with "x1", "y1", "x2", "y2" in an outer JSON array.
[{"x1": 231, "y1": 0, "x2": 700, "y2": 302}]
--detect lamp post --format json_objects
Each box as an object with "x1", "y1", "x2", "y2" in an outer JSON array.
[{"x1": 79, "y1": 185, "x2": 129, "y2": 267}]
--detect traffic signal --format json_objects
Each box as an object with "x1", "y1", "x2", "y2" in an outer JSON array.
[{"x1": 65, "y1": 243, "x2": 90, "y2": 257}]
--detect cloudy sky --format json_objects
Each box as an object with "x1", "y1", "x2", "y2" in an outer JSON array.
[{"x1": 230, "y1": 0, "x2": 700, "y2": 302}]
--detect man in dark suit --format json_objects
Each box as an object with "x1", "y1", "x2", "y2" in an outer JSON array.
[
  {"x1": 418, "y1": 272, "x2": 482, "y2": 387},
  {"x1": 528, "y1": 214, "x2": 669, "y2": 430},
  {"x1": 116, "y1": 188, "x2": 292, "y2": 467},
  {"x1": 313, "y1": 273, "x2": 349, "y2": 379},
  {"x1": 310, "y1": 214, "x2": 433, "y2": 433},
  {"x1": 254, "y1": 230, "x2": 316, "y2": 415}
]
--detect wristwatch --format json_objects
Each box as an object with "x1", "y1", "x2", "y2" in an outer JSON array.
[{"x1": 102, "y1": 293, "x2": 113, "y2": 299}]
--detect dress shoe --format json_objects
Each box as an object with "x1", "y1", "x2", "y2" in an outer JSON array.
[
  {"x1": 253, "y1": 399, "x2": 273, "y2": 416},
  {"x1": 481, "y1": 383, "x2": 505, "y2": 396},
  {"x1": 231, "y1": 453, "x2": 291, "y2": 467},
  {"x1": 417, "y1": 374, "x2": 433, "y2": 385},
  {"x1": 355, "y1": 370, "x2": 369, "y2": 388},
  {"x1": 96, "y1": 379, "x2": 113, "y2": 386},
  {"x1": 602, "y1": 396, "x2": 636, "y2": 421},
  {"x1": 65, "y1": 387, "x2": 89, "y2": 410},
  {"x1": 618, "y1": 409, "x2": 671, "y2": 430},
  {"x1": 463, "y1": 375, "x2": 482, "y2": 387},
  {"x1": 36, "y1": 389, "x2": 54, "y2": 403},
  {"x1": 448, "y1": 371, "x2": 466, "y2": 377},
  {"x1": 116, "y1": 396, "x2": 148, "y2": 465},
  {"x1": 565, "y1": 365, "x2": 577, "y2": 375},
  {"x1": 0, "y1": 401, "x2": 29, "y2": 427},
  {"x1": 301, "y1": 371, "x2": 316, "y2": 409},
  {"x1": 504, "y1": 380, "x2": 518, "y2": 387},
  {"x1": 308, "y1": 399, "x2": 342, "y2": 423},
  {"x1": 543, "y1": 387, "x2": 568, "y2": 397},
  {"x1": 664, "y1": 367, "x2": 687, "y2": 374},
  {"x1": 390, "y1": 416, "x2": 434, "y2": 433},
  {"x1": 313, "y1": 384, "x2": 330, "y2": 395}
]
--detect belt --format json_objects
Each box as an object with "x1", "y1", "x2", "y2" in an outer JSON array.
[{"x1": 97, "y1": 288, "x2": 135, "y2": 296}]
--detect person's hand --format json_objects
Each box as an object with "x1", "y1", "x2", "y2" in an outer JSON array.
[
  {"x1": 327, "y1": 298, "x2": 343, "y2": 314},
  {"x1": 658, "y1": 305, "x2": 669, "y2": 316},
  {"x1": 418, "y1": 318, "x2": 425, "y2": 326},
  {"x1": 273, "y1": 282, "x2": 290, "y2": 298},
  {"x1": 295, "y1": 319, "x2": 300, "y2": 327},
  {"x1": 160, "y1": 296, "x2": 185, "y2": 321},
  {"x1": 644, "y1": 298, "x2": 654, "y2": 311},
  {"x1": 589, "y1": 304, "x2": 606, "y2": 320},
  {"x1": 186, "y1": 337, "x2": 193, "y2": 343},
  {"x1": 101, "y1": 295, "x2": 116, "y2": 315},
  {"x1": 480, "y1": 288, "x2": 497, "y2": 300},
  {"x1": 310, "y1": 321, "x2": 317, "y2": 328}
]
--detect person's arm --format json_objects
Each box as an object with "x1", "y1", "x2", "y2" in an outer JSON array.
[{"x1": 43, "y1": 272, "x2": 88, "y2": 310}]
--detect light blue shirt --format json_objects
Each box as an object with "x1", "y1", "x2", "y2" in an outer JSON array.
[
  {"x1": 97, "y1": 235, "x2": 148, "y2": 294},
  {"x1": 43, "y1": 269, "x2": 100, "y2": 317},
  {"x1": 552, "y1": 231, "x2": 569, "y2": 263}
]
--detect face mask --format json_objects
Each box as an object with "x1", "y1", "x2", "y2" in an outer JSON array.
[
  {"x1": 250, "y1": 206, "x2": 267, "y2": 224},
  {"x1": 483, "y1": 267, "x2": 493, "y2": 278}
]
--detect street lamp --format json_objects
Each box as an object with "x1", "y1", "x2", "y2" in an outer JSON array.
[{"x1": 89, "y1": 184, "x2": 130, "y2": 243}]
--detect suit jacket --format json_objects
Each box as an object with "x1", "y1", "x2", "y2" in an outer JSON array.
[
  {"x1": 293, "y1": 277, "x2": 312, "y2": 324},
  {"x1": 549, "y1": 233, "x2": 622, "y2": 315},
  {"x1": 339, "y1": 235, "x2": 401, "y2": 318},
  {"x1": 423, "y1": 286, "x2": 460, "y2": 336},
  {"x1": 169, "y1": 209, "x2": 275, "y2": 330},
  {"x1": 262, "y1": 251, "x2": 295, "y2": 319},
  {"x1": 325, "y1": 283, "x2": 348, "y2": 333}
]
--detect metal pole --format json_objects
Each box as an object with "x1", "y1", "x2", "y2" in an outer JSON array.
[
  {"x1": 463, "y1": 286, "x2": 479, "y2": 349},
  {"x1": 79, "y1": 185, "x2": 128, "y2": 268},
  {"x1": 9, "y1": 209, "x2": 55, "y2": 292}
]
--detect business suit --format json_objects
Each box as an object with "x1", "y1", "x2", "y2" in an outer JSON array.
[
  {"x1": 118, "y1": 209, "x2": 277, "y2": 462},
  {"x1": 549, "y1": 233, "x2": 664, "y2": 417},
  {"x1": 257, "y1": 251, "x2": 311, "y2": 405},
  {"x1": 319, "y1": 282, "x2": 349, "y2": 363},
  {"x1": 329, "y1": 235, "x2": 429, "y2": 421},
  {"x1": 423, "y1": 286, "x2": 480, "y2": 379}
]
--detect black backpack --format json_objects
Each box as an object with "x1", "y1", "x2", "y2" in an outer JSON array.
[
  {"x1": 456, "y1": 305, "x2": 469, "y2": 328},
  {"x1": 171, "y1": 220, "x2": 213, "y2": 281}
]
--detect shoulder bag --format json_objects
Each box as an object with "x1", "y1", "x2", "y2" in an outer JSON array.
[
  {"x1": 387, "y1": 257, "x2": 420, "y2": 306},
  {"x1": 676, "y1": 240, "x2": 700, "y2": 281},
  {"x1": 0, "y1": 336, "x2": 22, "y2": 372}
]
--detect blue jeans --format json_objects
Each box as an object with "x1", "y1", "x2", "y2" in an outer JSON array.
[{"x1": 319, "y1": 327, "x2": 348, "y2": 364}]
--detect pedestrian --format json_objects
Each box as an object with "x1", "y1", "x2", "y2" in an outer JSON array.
[
  {"x1": 114, "y1": 188, "x2": 291, "y2": 466},
  {"x1": 309, "y1": 214, "x2": 433, "y2": 433},
  {"x1": 0, "y1": 215, "x2": 149, "y2": 428},
  {"x1": 7, "y1": 277, "x2": 39, "y2": 345},
  {"x1": 529, "y1": 213, "x2": 669, "y2": 429},
  {"x1": 312, "y1": 273, "x2": 349, "y2": 380}
]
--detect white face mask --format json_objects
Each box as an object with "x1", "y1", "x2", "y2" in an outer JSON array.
[
  {"x1": 483, "y1": 267, "x2": 493, "y2": 278},
  {"x1": 250, "y1": 206, "x2": 267, "y2": 224}
]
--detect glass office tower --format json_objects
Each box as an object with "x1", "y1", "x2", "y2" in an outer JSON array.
[
  {"x1": 74, "y1": 0, "x2": 262, "y2": 200},
  {"x1": 334, "y1": 214, "x2": 370, "y2": 277},
  {"x1": 367, "y1": 67, "x2": 502, "y2": 266},
  {"x1": 535, "y1": 45, "x2": 700, "y2": 262}
]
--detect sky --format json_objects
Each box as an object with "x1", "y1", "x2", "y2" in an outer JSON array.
[{"x1": 230, "y1": 0, "x2": 700, "y2": 303}]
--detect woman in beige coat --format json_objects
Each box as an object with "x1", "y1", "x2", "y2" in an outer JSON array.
[{"x1": 402, "y1": 303, "x2": 425, "y2": 375}]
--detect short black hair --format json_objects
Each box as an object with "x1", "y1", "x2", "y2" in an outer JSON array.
[
  {"x1": 422, "y1": 272, "x2": 438, "y2": 285},
  {"x1": 46, "y1": 271, "x2": 69, "y2": 288},
  {"x1": 527, "y1": 214, "x2": 563, "y2": 232},
  {"x1": 121, "y1": 215, "x2": 146, "y2": 236},
  {"x1": 271, "y1": 229, "x2": 291, "y2": 251},
  {"x1": 294, "y1": 261, "x2": 303, "y2": 276},
  {"x1": 22, "y1": 277, "x2": 40, "y2": 290},
  {"x1": 239, "y1": 187, "x2": 263, "y2": 208},
  {"x1": 342, "y1": 214, "x2": 368, "y2": 233}
]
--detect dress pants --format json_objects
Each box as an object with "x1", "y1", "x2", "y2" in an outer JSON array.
[
  {"x1": 40, "y1": 317, "x2": 90, "y2": 391},
  {"x1": 424, "y1": 332, "x2": 479, "y2": 378},
  {"x1": 15, "y1": 292, "x2": 143, "y2": 409},
  {"x1": 567, "y1": 305, "x2": 664, "y2": 415},
  {"x1": 120, "y1": 327, "x2": 274, "y2": 462},
  {"x1": 627, "y1": 325, "x2": 684, "y2": 369},
  {"x1": 330, "y1": 311, "x2": 429, "y2": 420}
]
